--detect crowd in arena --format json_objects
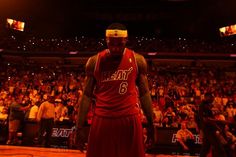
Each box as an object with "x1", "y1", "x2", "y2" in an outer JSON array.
[
  {"x1": 0, "y1": 34, "x2": 235, "y2": 53},
  {"x1": 0, "y1": 33, "x2": 236, "y2": 155},
  {"x1": 0, "y1": 60, "x2": 235, "y2": 131}
]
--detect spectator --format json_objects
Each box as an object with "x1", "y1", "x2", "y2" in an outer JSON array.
[
  {"x1": 163, "y1": 106, "x2": 176, "y2": 126},
  {"x1": 176, "y1": 121, "x2": 195, "y2": 155},
  {"x1": 27, "y1": 100, "x2": 39, "y2": 121},
  {"x1": 37, "y1": 95, "x2": 55, "y2": 147},
  {"x1": 6, "y1": 96, "x2": 31, "y2": 145},
  {"x1": 153, "y1": 105, "x2": 163, "y2": 127}
]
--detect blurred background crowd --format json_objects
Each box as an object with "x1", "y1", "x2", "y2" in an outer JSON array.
[{"x1": 0, "y1": 58, "x2": 235, "y2": 131}]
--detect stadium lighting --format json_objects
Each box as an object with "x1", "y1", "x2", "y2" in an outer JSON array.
[
  {"x1": 147, "y1": 52, "x2": 157, "y2": 56},
  {"x1": 69, "y1": 51, "x2": 78, "y2": 55},
  {"x1": 230, "y1": 54, "x2": 236, "y2": 57}
]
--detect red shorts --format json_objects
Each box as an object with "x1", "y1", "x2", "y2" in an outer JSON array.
[{"x1": 86, "y1": 114, "x2": 145, "y2": 157}]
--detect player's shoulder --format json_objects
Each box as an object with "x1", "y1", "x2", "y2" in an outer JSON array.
[
  {"x1": 87, "y1": 49, "x2": 107, "y2": 63},
  {"x1": 86, "y1": 49, "x2": 108, "y2": 72},
  {"x1": 133, "y1": 51, "x2": 147, "y2": 67},
  {"x1": 86, "y1": 54, "x2": 98, "y2": 72},
  {"x1": 134, "y1": 52, "x2": 145, "y2": 61},
  {"x1": 87, "y1": 54, "x2": 98, "y2": 63},
  {"x1": 132, "y1": 51, "x2": 147, "y2": 73}
]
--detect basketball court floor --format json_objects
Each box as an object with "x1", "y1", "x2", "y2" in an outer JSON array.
[{"x1": 0, "y1": 145, "x2": 199, "y2": 157}]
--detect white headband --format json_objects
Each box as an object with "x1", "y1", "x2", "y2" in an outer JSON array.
[{"x1": 106, "y1": 29, "x2": 128, "y2": 37}]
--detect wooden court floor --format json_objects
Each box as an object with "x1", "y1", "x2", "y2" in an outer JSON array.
[{"x1": 0, "y1": 145, "x2": 198, "y2": 157}]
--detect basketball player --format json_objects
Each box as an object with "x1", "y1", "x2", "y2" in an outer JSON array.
[{"x1": 76, "y1": 23, "x2": 154, "y2": 157}]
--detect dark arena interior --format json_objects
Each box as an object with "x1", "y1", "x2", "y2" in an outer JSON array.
[{"x1": 0, "y1": 0, "x2": 236, "y2": 157}]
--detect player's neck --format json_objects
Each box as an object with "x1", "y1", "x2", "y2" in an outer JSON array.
[{"x1": 107, "y1": 48, "x2": 126, "y2": 56}]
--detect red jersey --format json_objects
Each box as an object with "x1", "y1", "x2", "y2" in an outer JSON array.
[{"x1": 94, "y1": 48, "x2": 140, "y2": 117}]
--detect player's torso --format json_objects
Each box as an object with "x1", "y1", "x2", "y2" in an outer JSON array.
[
  {"x1": 94, "y1": 48, "x2": 139, "y2": 117},
  {"x1": 95, "y1": 48, "x2": 137, "y2": 94}
]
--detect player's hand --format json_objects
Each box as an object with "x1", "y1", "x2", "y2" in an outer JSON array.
[{"x1": 183, "y1": 145, "x2": 189, "y2": 151}]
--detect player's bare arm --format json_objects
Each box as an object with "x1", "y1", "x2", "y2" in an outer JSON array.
[
  {"x1": 76, "y1": 55, "x2": 97, "y2": 129},
  {"x1": 135, "y1": 53, "x2": 154, "y2": 147},
  {"x1": 135, "y1": 53, "x2": 153, "y2": 125}
]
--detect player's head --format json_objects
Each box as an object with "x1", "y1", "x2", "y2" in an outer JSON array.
[{"x1": 105, "y1": 23, "x2": 128, "y2": 55}]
